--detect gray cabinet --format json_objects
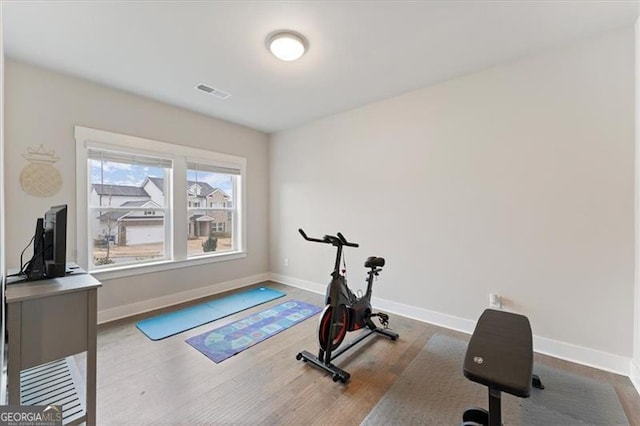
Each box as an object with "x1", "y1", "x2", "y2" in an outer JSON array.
[{"x1": 6, "y1": 272, "x2": 101, "y2": 425}]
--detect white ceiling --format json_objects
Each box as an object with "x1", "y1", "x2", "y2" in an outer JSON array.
[{"x1": 3, "y1": 1, "x2": 638, "y2": 133}]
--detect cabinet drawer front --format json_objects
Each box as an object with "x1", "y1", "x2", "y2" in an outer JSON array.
[{"x1": 21, "y1": 292, "x2": 88, "y2": 368}]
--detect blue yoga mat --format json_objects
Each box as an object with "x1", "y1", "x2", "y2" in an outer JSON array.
[{"x1": 136, "y1": 287, "x2": 286, "y2": 340}]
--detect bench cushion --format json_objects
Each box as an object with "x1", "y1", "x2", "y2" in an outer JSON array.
[{"x1": 463, "y1": 309, "x2": 533, "y2": 398}]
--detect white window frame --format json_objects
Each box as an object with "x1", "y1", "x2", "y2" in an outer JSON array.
[
  {"x1": 75, "y1": 126, "x2": 247, "y2": 280},
  {"x1": 88, "y1": 150, "x2": 172, "y2": 269},
  {"x1": 186, "y1": 161, "x2": 240, "y2": 258}
]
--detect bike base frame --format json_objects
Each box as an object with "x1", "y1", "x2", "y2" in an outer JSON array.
[{"x1": 296, "y1": 326, "x2": 399, "y2": 384}]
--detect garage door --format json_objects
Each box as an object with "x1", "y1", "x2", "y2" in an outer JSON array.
[{"x1": 126, "y1": 225, "x2": 164, "y2": 245}]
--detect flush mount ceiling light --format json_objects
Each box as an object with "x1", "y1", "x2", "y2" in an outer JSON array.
[{"x1": 267, "y1": 31, "x2": 307, "y2": 61}]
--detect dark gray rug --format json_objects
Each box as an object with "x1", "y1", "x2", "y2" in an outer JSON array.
[{"x1": 362, "y1": 334, "x2": 629, "y2": 426}]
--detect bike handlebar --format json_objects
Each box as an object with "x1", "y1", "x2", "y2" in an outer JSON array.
[
  {"x1": 298, "y1": 228, "x2": 326, "y2": 244},
  {"x1": 298, "y1": 228, "x2": 359, "y2": 248},
  {"x1": 337, "y1": 232, "x2": 359, "y2": 248}
]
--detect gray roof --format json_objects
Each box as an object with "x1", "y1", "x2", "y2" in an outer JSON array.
[
  {"x1": 97, "y1": 210, "x2": 127, "y2": 222},
  {"x1": 188, "y1": 180, "x2": 216, "y2": 197},
  {"x1": 121, "y1": 200, "x2": 150, "y2": 207},
  {"x1": 92, "y1": 184, "x2": 149, "y2": 197},
  {"x1": 146, "y1": 177, "x2": 165, "y2": 193},
  {"x1": 148, "y1": 176, "x2": 219, "y2": 197},
  {"x1": 190, "y1": 214, "x2": 214, "y2": 222},
  {"x1": 97, "y1": 200, "x2": 160, "y2": 221}
]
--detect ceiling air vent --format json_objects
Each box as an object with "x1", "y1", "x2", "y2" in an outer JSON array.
[{"x1": 195, "y1": 83, "x2": 232, "y2": 100}]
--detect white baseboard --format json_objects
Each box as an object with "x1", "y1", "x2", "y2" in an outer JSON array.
[
  {"x1": 270, "y1": 272, "x2": 633, "y2": 378},
  {"x1": 631, "y1": 359, "x2": 640, "y2": 396},
  {"x1": 270, "y1": 272, "x2": 476, "y2": 335},
  {"x1": 97, "y1": 273, "x2": 271, "y2": 324},
  {"x1": 371, "y1": 296, "x2": 477, "y2": 336},
  {"x1": 269, "y1": 273, "x2": 325, "y2": 295},
  {"x1": 97, "y1": 271, "x2": 635, "y2": 379},
  {"x1": 533, "y1": 336, "x2": 630, "y2": 376}
]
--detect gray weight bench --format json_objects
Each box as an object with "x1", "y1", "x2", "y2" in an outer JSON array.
[{"x1": 462, "y1": 309, "x2": 543, "y2": 426}]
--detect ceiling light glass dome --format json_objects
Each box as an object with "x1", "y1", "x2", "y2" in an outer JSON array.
[{"x1": 268, "y1": 31, "x2": 307, "y2": 61}]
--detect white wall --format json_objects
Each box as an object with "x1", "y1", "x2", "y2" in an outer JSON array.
[
  {"x1": 633, "y1": 17, "x2": 640, "y2": 390},
  {"x1": 5, "y1": 60, "x2": 270, "y2": 314},
  {"x1": 0, "y1": 2, "x2": 7, "y2": 404},
  {"x1": 270, "y1": 28, "x2": 635, "y2": 366}
]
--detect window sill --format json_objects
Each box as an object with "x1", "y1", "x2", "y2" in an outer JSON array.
[{"x1": 90, "y1": 251, "x2": 247, "y2": 281}]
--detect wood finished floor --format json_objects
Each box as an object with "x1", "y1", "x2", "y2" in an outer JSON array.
[{"x1": 89, "y1": 282, "x2": 640, "y2": 425}]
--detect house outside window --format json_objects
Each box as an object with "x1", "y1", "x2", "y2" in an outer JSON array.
[
  {"x1": 88, "y1": 150, "x2": 170, "y2": 268},
  {"x1": 76, "y1": 126, "x2": 246, "y2": 276},
  {"x1": 187, "y1": 162, "x2": 239, "y2": 258}
]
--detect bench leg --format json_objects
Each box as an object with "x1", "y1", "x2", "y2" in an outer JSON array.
[
  {"x1": 488, "y1": 387, "x2": 502, "y2": 426},
  {"x1": 532, "y1": 374, "x2": 545, "y2": 389},
  {"x1": 461, "y1": 388, "x2": 503, "y2": 426}
]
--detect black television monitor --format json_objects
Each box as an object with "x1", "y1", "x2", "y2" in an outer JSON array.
[
  {"x1": 25, "y1": 218, "x2": 46, "y2": 280},
  {"x1": 43, "y1": 204, "x2": 67, "y2": 278}
]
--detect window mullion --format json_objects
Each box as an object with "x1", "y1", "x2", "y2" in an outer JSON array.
[
  {"x1": 234, "y1": 175, "x2": 241, "y2": 252},
  {"x1": 173, "y1": 159, "x2": 188, "y2": 261}
]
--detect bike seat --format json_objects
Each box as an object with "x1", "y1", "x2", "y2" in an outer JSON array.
[{"x1": 365, "y1": 256, "x2": 385, "y2": 268}]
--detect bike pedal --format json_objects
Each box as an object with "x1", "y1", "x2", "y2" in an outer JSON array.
[{"x1": 376, "y1": 313, "x2": 389, "y2": 328}]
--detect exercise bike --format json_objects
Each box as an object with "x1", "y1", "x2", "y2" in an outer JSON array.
[{"x1": 295, "y1": 229, "x2": 399, "y2": 383}]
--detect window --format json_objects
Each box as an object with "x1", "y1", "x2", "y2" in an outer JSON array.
[
  {"x1": 88, "y1": 149, "x2": 171, "y2": 269},
  {"x1": 76, "y1": 126, "x2": 246, "y2": 276},
  {"x1": 187, "y1": 162, "x2": 240, "y2": 258}
]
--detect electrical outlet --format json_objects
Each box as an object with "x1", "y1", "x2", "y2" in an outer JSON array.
[
  {"x1": 489, "y1": 293, "x2": 502, "y2": 309},
  {"x1": 284, "y1": 258, "x2": 289, "y2": 267}
]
